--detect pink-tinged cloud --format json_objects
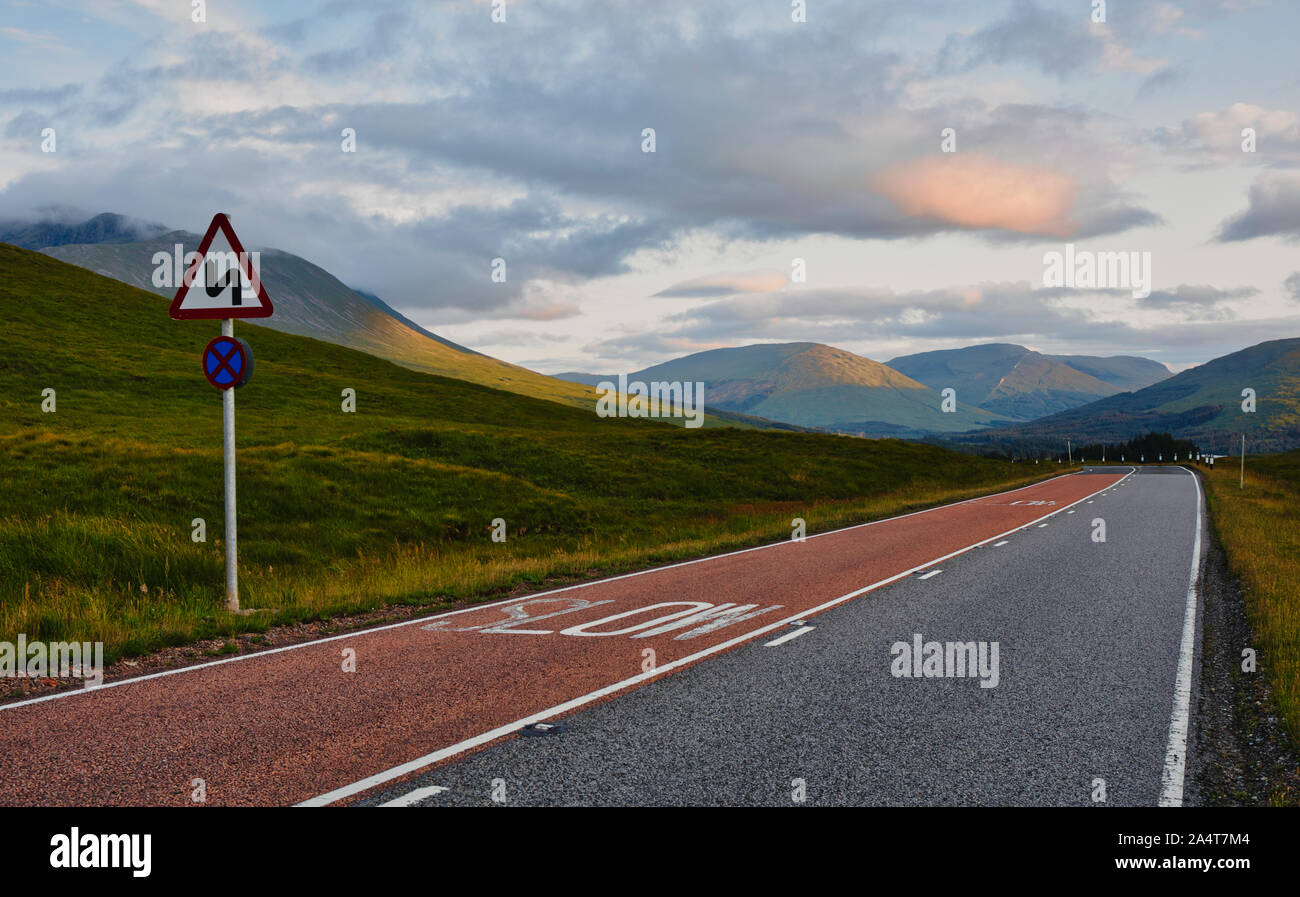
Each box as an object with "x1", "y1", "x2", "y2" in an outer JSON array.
[{"x1": 868, "y1": 155, "x2": 1079, "y2": 238}]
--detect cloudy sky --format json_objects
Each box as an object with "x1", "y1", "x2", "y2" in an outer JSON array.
[{"x1": 3, "y1": 0, "x2": 1299, "y2": 374}]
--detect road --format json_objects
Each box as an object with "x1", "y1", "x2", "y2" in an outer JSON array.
[
  {"x1": 0, "y1": 466, "x2": 1203, "y2": 807},
  {"x1": 363, "y1": 466, "x2": 1204, "y2": 806}
]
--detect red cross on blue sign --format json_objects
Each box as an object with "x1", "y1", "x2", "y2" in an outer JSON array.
[{"x1": 202, "y1": 335, "x2": 254, "y2": 390}]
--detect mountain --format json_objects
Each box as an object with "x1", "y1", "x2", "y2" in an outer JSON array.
[
  {"x1": 554, "y1": 372, "x2": 607, "y2": 387},
  {"x1": 0, "y1": 212, "x2": 169, "y2": 249},
  {"x1": 352, "y1": 289, "x2": 478, "y2": 355},
  {"x1": 957, "y1": 337, "x2": 1300, "y2": 453},
  {"x1": 1045, "y1": 352, "x2": 1171, "y2": 393},
  {"x1": 564, "y1": 342, "x2": 1005, "y2": 436},
  {"x1": 23, "y1": 217, "x2": 597, "y2": 411},
  {"x1": 888, "y1": 343, "x2": 1170, "y2": 421}
]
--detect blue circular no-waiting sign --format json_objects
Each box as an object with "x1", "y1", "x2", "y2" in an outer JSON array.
[{"x1": 202, "y1": 335, "x2": 254, "y2": 390}]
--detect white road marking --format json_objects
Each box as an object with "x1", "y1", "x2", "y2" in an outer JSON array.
[
  {"x1": 1067, "y1": 510, "x2": 1076, "y2": 515},
  {"x1": 1159, "y1": 467, "x2": 1204, "y2": 808},
  {"x1": 380, "y1": 784, "x2": 448, "y2": 807},
  {"x1": 1037, "y1": 523, "x2": 1049, "y2": 528},
  {"x1": 764, "y1": 627, "x2": 815, "y2": 647},
  {"x1": 0, "y1": 470, "x2": 1100, "y2": 713},
  {"x1": 916, "y1": 569, "x2": 943, "y2": 580},
  {"x1": 993, "y1": 540, "x2": 1010, "y2": 546},
  {"x1": 298, "y1": 470, "x2": 1134, "y2": 807}
]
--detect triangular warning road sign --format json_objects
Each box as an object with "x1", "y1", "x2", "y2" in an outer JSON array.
[{"x1": 169, "y1": 213, "x2": 274, "y2": 320}]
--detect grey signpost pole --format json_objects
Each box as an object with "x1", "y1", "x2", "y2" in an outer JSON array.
[
  {"x1": 223, "y1": 317, "x2": 238, "y2": 611},
  {"x1": 171, "y1": 212, "x2": 270, "y2": 614},
  {"x1": 1240, "y1": 433, "x2": 1245, "y2": 490}
]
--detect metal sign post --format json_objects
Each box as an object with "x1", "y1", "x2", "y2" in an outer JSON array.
[
  {"x1": 223, "y1": 318, "x2": 238, "y2": 610},
  {"x1": 199, "y1": 323, "x2": 253, "y2": 611},
  {"x1": 170, "y1": 213, "x2": 273, "y2": 614},
  {"x1": 1241, "y1": 433, "x2": 1245, "y2": 489}
]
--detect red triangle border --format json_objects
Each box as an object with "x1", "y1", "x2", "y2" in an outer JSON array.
[{"x1": 168, "y1": 213, "x2": 275, "y2": 320}]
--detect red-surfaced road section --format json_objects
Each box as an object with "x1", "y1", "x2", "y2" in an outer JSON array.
[{"x1": 0, "y1": 471, "x2": 1123, "y2": 806}]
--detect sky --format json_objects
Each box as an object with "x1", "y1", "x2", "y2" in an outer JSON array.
[{"x1": 2, "y1": 0, "x2": 1299, "y2": 375}]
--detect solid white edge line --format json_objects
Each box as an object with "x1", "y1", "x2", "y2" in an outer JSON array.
[
  {"x1": 379, "y1": 784, "x2": 448, "y2": 807},
  {"x1": 299, "y1": 468, "x2": 1134, "y2": 807},
  {"x1": 0, "y1": 469, "x2": 1091, "y2": 713},
  {"x1": 764, "y1": 626, "x2": 816, "y2": 647},
  {"x1": 1158, "y1": 466, "x2": 1204, "y2": 807}
]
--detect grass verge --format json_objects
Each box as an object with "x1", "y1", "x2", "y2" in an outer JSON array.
[{"x1": 1201, "y1": 451, "x2": 1300, "y2": 745}]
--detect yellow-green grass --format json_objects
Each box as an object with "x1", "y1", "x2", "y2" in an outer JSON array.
[
  {"x1": 1201, "y1": 451, "x2": 1300, "y2": 744},
  {"x1": 1, "y1": 243, "x2": 1072, "y2": 662}
]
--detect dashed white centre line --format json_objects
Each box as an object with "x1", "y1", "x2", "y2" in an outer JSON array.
[
  {"x1": 1037, "y1": 523, "x2": 1049, "y2": 528},
  {"x1": 993, "y1": 540, "x2": 1010, "y2": 547},
  {"x1": 916, "y1": 569, "x2": 943, "y2": 580},
  {"x1": 380, "y1": 784, "x2": 449, "y2": 807},
  {"x1": 764, "y1": 626, "x2": 816, "y2": 647}
]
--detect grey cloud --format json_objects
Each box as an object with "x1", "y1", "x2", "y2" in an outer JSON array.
[
  {"x1": 176, "y1": 1, "x2": 1155, "y2": 245},
  {"x1": 1286, "y1": 272, "x2": 1300, "y2": 301},
  {"x1": 940, "y1": 1, "x2": 1101, "y2": 80},
  {"x1": 305, "y1": 7, "x2": 413, "y2": 74},
  {"x1": 3, "y1": 110, "x2": 47, "y2": 140},
  {"x1": 0, "y1": 83, "x2": 82, "y2": 105},
  {"x1": 1143, "y1": 284, "x2": 1256, "y2": 307},
  {"x1": 0, "y1": 0, "x2": 1169, "y2": 326},
  {"x1": 1152, "y1": 103, "x2": 1300, "y2": 170},
  {"x1": 655, "y1": 285, "x2": 747, "y2": 299},
  {"x1": 586, "y1": 279, "x2": 1271, "y2": 368},
  {"x1": 1139, "y1": 66, "x2": 1187, "y2": 96},
  {"x1": 1217, "y1": 174, "x2": 1300, "y2": 241},
  {"x1": 465, "y1": 329, "x2": 571, "y2": 348}
]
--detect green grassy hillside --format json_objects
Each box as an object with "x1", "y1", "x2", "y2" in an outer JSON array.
[{"x1": 0, "y1": 244, "x2": 1060, "y2": 661}]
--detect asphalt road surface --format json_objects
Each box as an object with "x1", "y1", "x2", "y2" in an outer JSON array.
[
  {"x1": 364, "y1": 466, "x2": 1204, "y2": 807},
  {"x1": 0, "y1": 466, "x2": 1204, "y2": 807}
]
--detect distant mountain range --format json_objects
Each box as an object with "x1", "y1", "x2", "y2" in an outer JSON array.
[
  {"x1": 888, "y1": 343, "x2": 1171, "y2": 421},
  {"x1": 10, "y1": 212, "x2": 1299, "y2": 450},
  {"x1": 557, "y1": 341, "x2": 1180, "y2": 437},
  {"x1": 0, "y1": 212, "x2": 169, "y2": 249},
  {"x1": 951, "y1": 338, "x2": 1300, "y2": 454},
  {"x1": 559, "y1": 342, "x2": 1004, "y2": 437}
]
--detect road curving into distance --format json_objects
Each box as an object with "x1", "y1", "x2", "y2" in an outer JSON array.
[
  {"x1": 363, "y1": 466, "x2": 1205, "y2": 807},
  {"x1": 2, "y1": 466, "x2": 1199, "y2": 807}
]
